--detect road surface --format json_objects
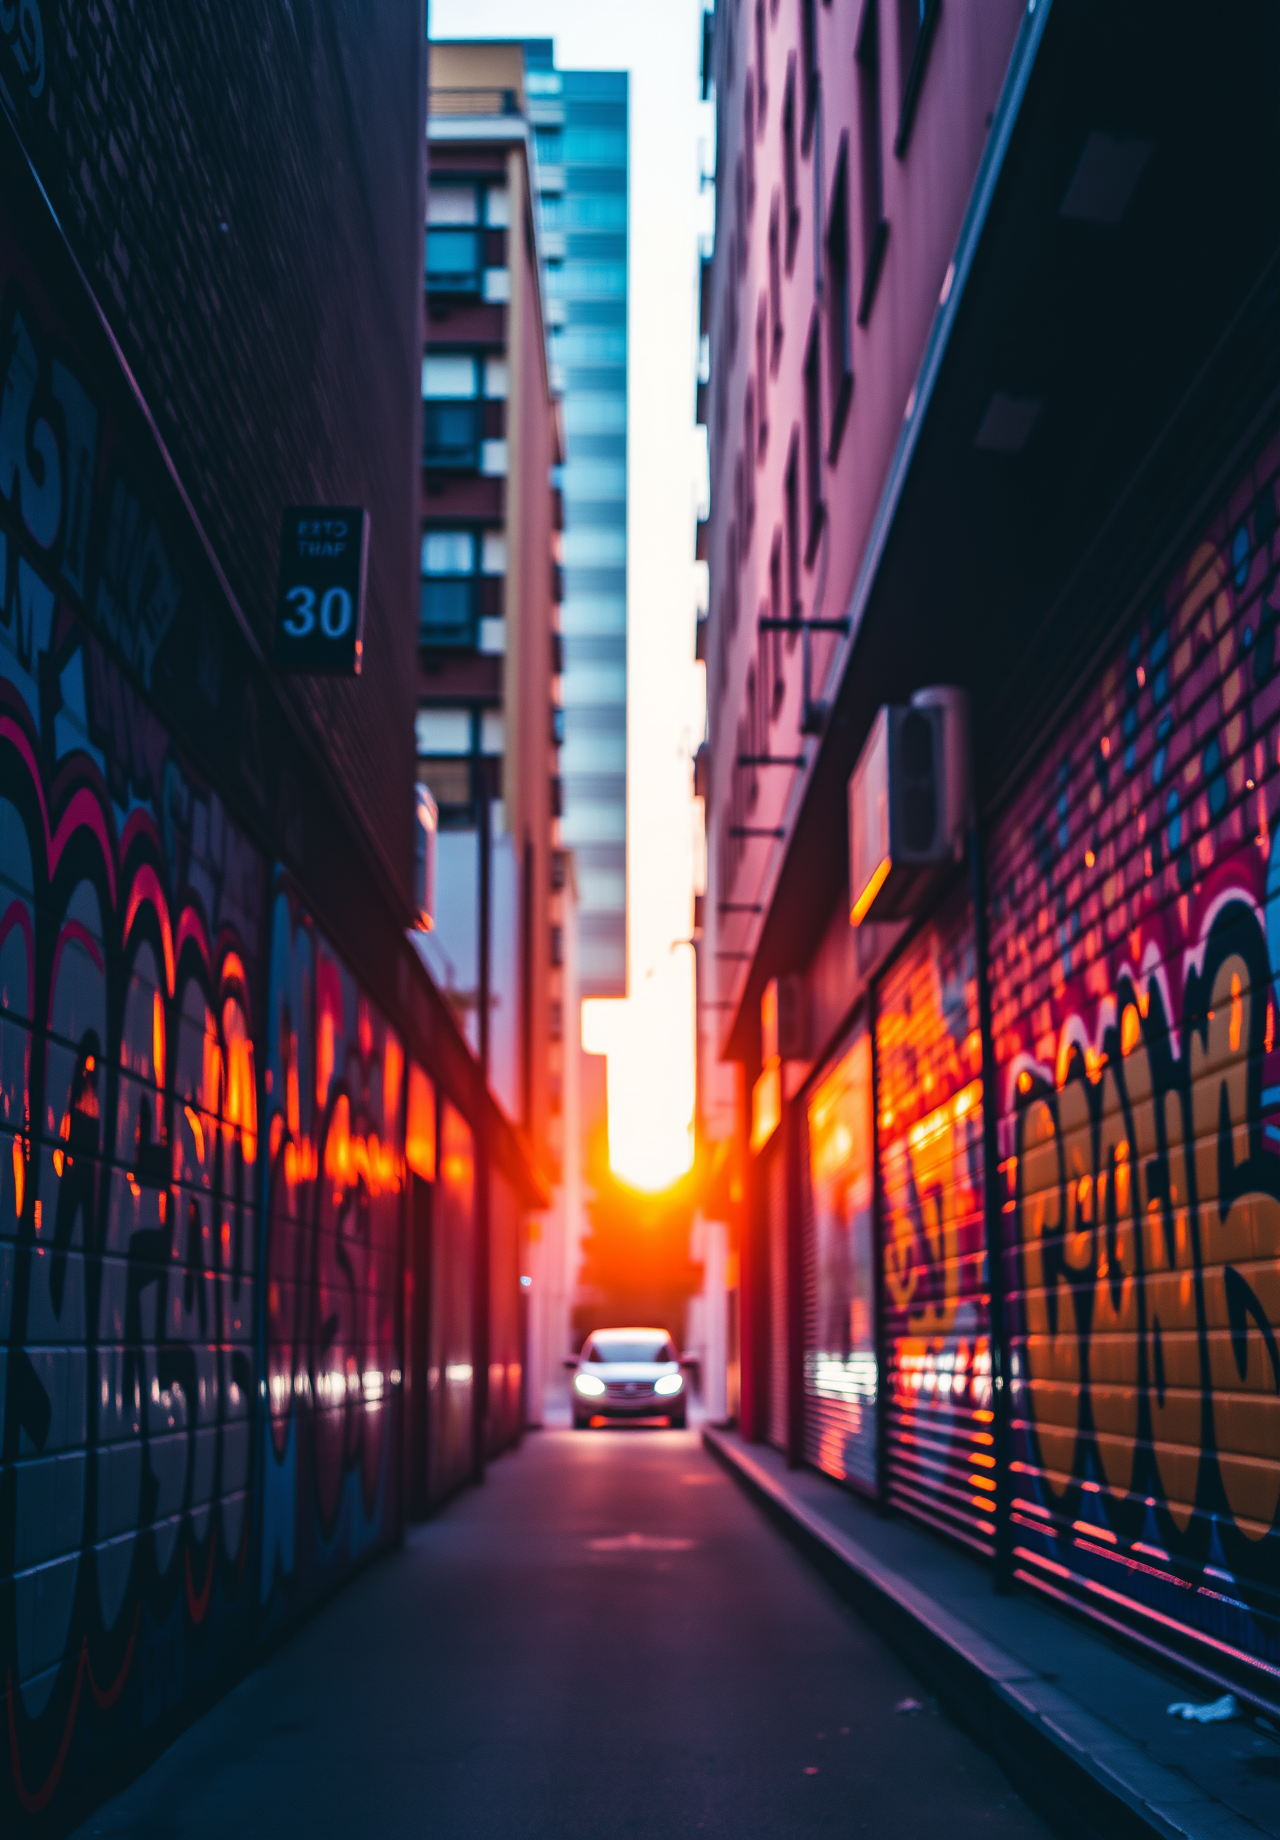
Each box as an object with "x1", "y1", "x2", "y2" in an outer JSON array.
[{"x1": 76, "y1": 1426, "x2": 1049, "y2": 1838}]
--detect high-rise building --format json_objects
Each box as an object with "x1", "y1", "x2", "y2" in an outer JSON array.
[
  {"x1": 524, "y1": 42, "x2": 630, "y2": 998},
  {"x1": 418, "y1": 43, "x2": 565, "y2": 1184}
]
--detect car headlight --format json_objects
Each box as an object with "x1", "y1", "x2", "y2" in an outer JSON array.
[
  {"x1": 574, "y1": 1372, "x2": 605, "y2": 1397},
  {"x1": 654, "y1": 1372, "x2": 683, "y2": 1397}
]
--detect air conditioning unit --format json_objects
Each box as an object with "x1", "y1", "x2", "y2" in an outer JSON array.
[
  {"x1": 847, "y1": 686, "x2": 970, "y2": 926},
  {"x1": 413, "y1": 783, "x2": 438, "y2": 931}
]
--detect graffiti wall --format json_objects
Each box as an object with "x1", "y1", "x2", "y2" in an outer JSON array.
[
  {"x1": 802, "y1": 1024, "x2": 878, "y2": 1493},
  {"x1": 876, "y1": 890, "x2": 993, "y2": 1555},
  {"x1": 259, "y1": 876, "x2": 405, "y2": 1635},
  {"x1": 988, "y1": 436, "x2": 1280, "y2": 1694},
  {"x1": 0, "y1": 177, "x2": 410, "y2": 1821},
  {"x1": 0, "y1": 272, "x2": 268, "y2": 1808}
]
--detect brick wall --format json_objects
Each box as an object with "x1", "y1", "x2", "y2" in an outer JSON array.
[{"x1": 1, "y1": 0, "x2": 425, "y2": 906}]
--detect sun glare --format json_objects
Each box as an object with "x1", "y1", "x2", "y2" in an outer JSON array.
[{"x1": 583, "y1": 949, "x2": 695, "y2": 1192}]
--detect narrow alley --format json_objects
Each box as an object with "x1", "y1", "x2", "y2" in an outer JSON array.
[{"x1": 74, "y1": 1431, "x2": 1047, "y2": 1840}]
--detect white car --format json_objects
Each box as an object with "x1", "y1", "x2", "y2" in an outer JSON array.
[{"x1": 569, "y1": 1327, "x2": 688, "y2": 1430}]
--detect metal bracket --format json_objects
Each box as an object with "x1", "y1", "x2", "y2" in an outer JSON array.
[{"x1": 757, "y1": 617, "x2": 850, "y2": 634}]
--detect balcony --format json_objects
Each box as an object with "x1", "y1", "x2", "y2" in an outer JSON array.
[
  {"x1": 425, "y1": 226, "x2": 483, "y2": 295},
  {"x1": 424, "y1": 400, "x2": 484, "y2": 469}
]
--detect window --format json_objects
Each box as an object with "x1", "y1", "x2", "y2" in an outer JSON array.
[
  {"x1": 428, "y1": 186, "x2": 479, "y2": 225},
  {"x1": 755, "y1": 0, "x2": 768, "y2": 121},
  {"x1": 426, "y1": 186, "x2": 483, "y2": 295},
  {"x1": 769, "y1": 534, "x2": 785, "y2": 712},
  {"x1": 562, "y1": 126, "x2": 628, "y2": 165},
  {"x1": 784, "y1": 438, "x2": 800, "y2": 635},
  {"x1": 756, "y1": 298, "x2": 770, "y2": 452},
  {"x1": 757, "y1": 613, "x2": 774, "y2": 731},
  {"x1": 825, "y1": 137, "x2": 854, "y2": 459},
  {"x1": 735, "y1": 157, "x2": 746, "y2": 274},
  {"x1": 768, "y1": 198, "x2": 783, "y2": 368},
  {"x1": 800, "y1": 0, "x2": 818, "y2": 153},
  {"x1": 727, "y1": 521, "x2": 740, "y2": 632},
  {"x1": 895, "y1": 0, "x2": 940, "y2": 157},
  {"x1": 856, "y1": 0, "x2": 890, "y2": 325},
  {"x1": 534, "y1": 127, "x2": 563, "y2": 166},
  {"x1": 744, "y1": 86, "x2": 756, "y2": 210},
  {"x1": 782, "y1": 58, "x2": 799, "y2": 272},
  {"x1": 421, "y1": 352, "x2": 504, "y2": 469},
  {"x1": 727, "y1": 236, "x2": 740, "y2": 355},
  {"x1": 744, "y1": 386, "x2": 757, "y2": 537},
  {"x1": 803, "y1": 320, "x2": 825, "y2": 560},
  {"x1": 420, "y1": 528, "x2": 503, "y2": 648}
]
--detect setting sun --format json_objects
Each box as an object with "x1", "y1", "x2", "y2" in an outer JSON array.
[{"x1": 583, "y1": 944, "x2": 695, "y2": 1191}]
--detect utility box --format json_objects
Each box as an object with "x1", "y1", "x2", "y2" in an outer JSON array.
[{"x1": 848, "y1": 687, "x2": 970, "y2": 926}]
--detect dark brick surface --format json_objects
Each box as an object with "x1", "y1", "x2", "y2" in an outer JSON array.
[{"x1": 1, "y1": 0, "x2": 425, "y2": 903}]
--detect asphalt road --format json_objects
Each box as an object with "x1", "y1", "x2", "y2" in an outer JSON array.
[{"x1": 75, "y1": 1427, "x2": 1050, "y2": 1839}]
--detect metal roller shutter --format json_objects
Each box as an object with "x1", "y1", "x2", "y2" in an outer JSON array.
[
  {"x1": 877, "y1": 887, "x2": 993, "y2": 1553},
  {"x1": 988, "y1": 433, "x2": 1280, "y2": 1699},
  {"x1": 429, "y1": 1100, "x2": 475, "y2": 1503},
  {"x1": 803, "y1": 1025, "x2": 878, "y2": 1493},
  {"x1": 767, "y1": 1142, "x2": 789, "y2": 1452}
]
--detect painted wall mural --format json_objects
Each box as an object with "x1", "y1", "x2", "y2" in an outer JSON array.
[
  {"x1": 988, "y1": 436, "x2": 1280, "y2": 1695},
  {"x1": 876, "y1": 890, "x2": 994, "y2": 1555},
  {"x1": 260, "y1": 876, "x2": 405, "y2": 1635},
  {"x1": 0, "y1": 208, "x2": 410, "y2": 1821},
  {"x1": 0, "y1": 392, "x2": 265, "y2": 1810}
]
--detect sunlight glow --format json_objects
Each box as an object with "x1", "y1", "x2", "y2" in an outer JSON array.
[{"x1": 583, "y1": 943, "x2": 695, "y2": 1191}]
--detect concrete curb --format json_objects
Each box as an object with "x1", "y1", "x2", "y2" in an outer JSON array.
[{"x1": 703, "y1": 1428, "x2": 1265, "y2": 1840}]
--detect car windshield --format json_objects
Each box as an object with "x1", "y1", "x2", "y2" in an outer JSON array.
[{"x1": 588, "y1": 1337, "x2": 674, "y2": 1364}]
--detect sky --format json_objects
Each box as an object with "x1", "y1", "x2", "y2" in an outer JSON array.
[{"x1": 430, "y1": 0, "x2": 712, "y2": 1190}]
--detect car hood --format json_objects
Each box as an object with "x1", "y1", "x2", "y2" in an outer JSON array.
[{"x1": 585, "y1": 1364, "x2": 676, "y2": 1380}]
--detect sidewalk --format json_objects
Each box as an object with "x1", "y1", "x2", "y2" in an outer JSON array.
[{"x1": 704, "y1": 1428, "x2": 1280, "y2": 1840}]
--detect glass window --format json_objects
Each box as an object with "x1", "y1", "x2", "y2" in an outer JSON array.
[
  {"x1": 534, "y1": 128, "x2": 563, "y2": 164},
  {"x1": 422, "y1": 530, "x2": 475, "y2": 575},
  {"x1": 428, "y1": 185, "x2": 479, "y2": 225},
  {"x1": 540, "y1": 194, "x2": 565, "y2": 228},
  {"x1": 563, "y1": 127, "x2": 627, "y2": 165},
  {"x1": 423, "y1": 354, "x2": 479, "y2": 399},
  {"x1": 552, "y1": 326, "x2": 627, "y2": 366},
  {"x1": 415, "y1": 708, "x2": 472, "y2": 755},
  {"x1": 426, "y1": 227, "x2": 482, "y2": 291},
  {"x1": 563, "y1": 193, "x2": 627, "y2": 230},
  {"x1": 480, "y1": 710, "x2": 504, "y2": 755},
  {"x1": 480, "y1": 532, "x2": 506, "y2": 575},
  {"x1": 483, "y1": 357, "x2": 509, "y2": 399},
  {"x1": 485, "y1": 187, "x2": 510, "y2": 227}
]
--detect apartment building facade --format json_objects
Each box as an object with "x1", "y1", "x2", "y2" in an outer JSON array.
[
  {"x1": 700, "y1": 0, "x2": 1280, "y2": 1713},
  {"x1": 418, "y1": 46, "x2": 566, "y2": 1186}
]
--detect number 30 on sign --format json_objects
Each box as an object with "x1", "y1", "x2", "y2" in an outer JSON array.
[{"x1": 275, "y1": 506, "x2": 370, "y2": 675}]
